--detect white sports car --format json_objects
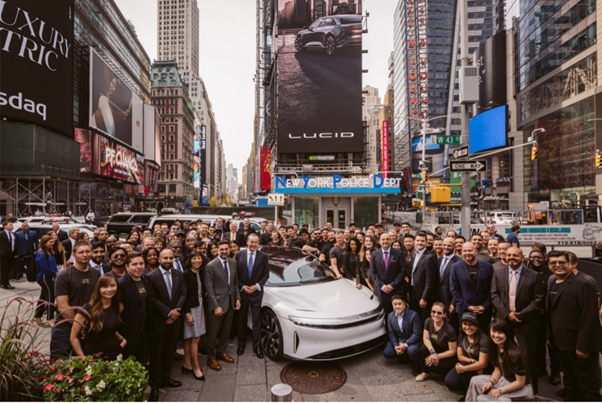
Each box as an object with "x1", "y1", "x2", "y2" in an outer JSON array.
[{"x1": 258, "y1": 246, "x2": 386, "y2": 361}]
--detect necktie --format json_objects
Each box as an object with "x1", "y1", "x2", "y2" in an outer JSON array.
[
  {"x1": 231, "y1": 233, "x2": 235, "y2": 241},
  {"x1": 248, "y1": 252, "x2": 254, "y2": 279},
  {"x1": 509, "y1": 270, "x2": 517, "y2": 311},
  {"x1": 175, "y1": 259, "x2": 181, "y2": 271},
  {"x1": 440, "y1": 257, "x2": 448, "y2": 278},
  {"x1": 384, "y1": 251, "x2": 389, "y2": 272},
  {"x1": 164, "y1": 270, "x2": 172, "y2": 300}
]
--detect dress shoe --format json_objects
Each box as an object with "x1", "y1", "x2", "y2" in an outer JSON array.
[
  {"x1": 549, "y1": 373, "x2": 561, "y2": 386},
  {"x1": 193, "y1": 369, "x2": 205, "y2": 381},
  {"x1": 149, "y1": 388, "x2": 159, "y2": 402},
  {"x1": 237, "y1": 345, "x2": 245, "y2": 355},
  {"x1": 181, "y1": 365, "x2": 193, "y2": 374},
  {"x1": 160, "y1": 378, "x2": 182, "y2": 388},
  {"x1": 207, "y1": 359, "x2": 222, "y2": 371},
  {"x1": 254, "y1": 348, "x2": 264, "y2": 359},
  {"x1": 217, "y1": 353, "x2": 234, "y2": 363},
  {"x1": 1, "y1": 285, "x2": 15, "y2": 290}
]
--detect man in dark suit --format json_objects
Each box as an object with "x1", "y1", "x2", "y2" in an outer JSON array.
[
  {"x1": 257, "y1": 221, "x2": 273, "y2": 245},
  {"x1": 546, "y1": 250, "x2": 601, "y2": 401},
  {"x1": 409, "y1": 231, "x2": 438, "y2": 322},
  {"x1": 0, "y1": 221, "x2": 17, "y2": 289},
  {"x1": 224, "y1": 222, "x2": 245, "y2": 247},
  {"x1": 383, "y1": 295, "x2": 423, "y2": 375},
  {"x1": 168, "y1": 239, "x2": 186, "y2": 272},
  {"x1": 147, "y1": 248, "x2": 187, "y2": 401},
  {"x1": 450, "y1": 242, "x2": 494, "y2": 332},
  {"x1": 491, "y1": 247, "x2": 544, "y2": 394},
  {"x1": 15, "y1": 222, "x2": 39, "y2": 280},
  {"x1": 370, "y1": 233, "x2": 407, "y2": 322},
  {"x1": 205, "y1": 240, "x2": 241, "y2": 371},
  {"x1": 438, "y1": 237, "x2": 461, "y2": 331},
  {"x1": 118, "y1": 251, "x2": 151, "y2": 364},
  {"x1": 235, "y1": 234, "x2": 269, "y2": 357},
  {"x1": 52, "y1": 223, "x2": 69, "y2": 242}
]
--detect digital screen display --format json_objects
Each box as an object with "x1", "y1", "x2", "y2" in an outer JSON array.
[
  {"x1": 411, "y1": 135, "x2": 442, "y2": 153},
  {"x1": 469, "y1": 105, "x2": 507, "y2": 154}
]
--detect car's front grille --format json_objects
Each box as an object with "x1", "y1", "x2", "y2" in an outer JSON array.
[{"x1": 307, "y1": 335, "x2": 386, "y2": 360}]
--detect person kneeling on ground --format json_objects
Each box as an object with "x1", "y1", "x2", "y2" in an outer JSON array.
[
  {"x1": 383, "y1": 295, "x2": 423, "y2": 375},
  {"x1": 416, "y1": 302, "x2": 458, "y2": 381}
]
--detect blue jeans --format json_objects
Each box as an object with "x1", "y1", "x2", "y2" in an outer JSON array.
[
  {"x1": 50, "y1": 326, "x2": 73, "y2": 358},
  {"x1": 383, "y1": 341, "x2": 421, "y2": 369}
]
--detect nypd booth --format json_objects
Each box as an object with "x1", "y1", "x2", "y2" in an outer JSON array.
[{"x1": 274, "y1": 174, "x2": 401, "y2": 229}]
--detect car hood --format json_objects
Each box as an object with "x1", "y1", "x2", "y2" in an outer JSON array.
[{"x1": 266, "y1": 279, "x2": 381, "y2": 319}]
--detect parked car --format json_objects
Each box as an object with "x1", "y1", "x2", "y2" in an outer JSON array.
[
  {"x1": 14, "y1": 219, "x2": 96, "y2": 239},
  {"x1": 106, "y1": 212, "x2": 157, "y2": 235},
  {"x1": 256, "y1": 246, "x2": 386, "y2": 361},
  {"x1": 481, "y1": 211, "x2": 516, "y2": 225},
  {"x1": 16, "y1": 216, "x2": 79, "y2": 226},
  {"x1": 147, "y1": 214, "x2": 221, "y2": 232},
  {"x1": 294, "y1": 14, "x2": 362, "y2": 55}
]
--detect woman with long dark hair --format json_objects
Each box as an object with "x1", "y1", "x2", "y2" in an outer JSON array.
[
  {"x1": 143, "y1": 247, "x2": 159, "y2": 274},
  {"x1": 208, "y1": 243, "x2": 219, "y2": 260},
  {"x1": 466, "y1": 320, "x2": 533, "y2": 401},
  {"x1": 182, "y1": 251, "x2": 206, "y2": 381},
  {"x1": 357, "y1": 240, "x2": 375, "y2": 291},
  {"x1": 76, "y1": 232, "x2": 90, "y2": 243},
  {"x1": 342, "y1": 237, "x2": 360, "y2": 282},
  {"x1": 70, "y1": 275, "x2": 126, "y2": 360},
  {"x1": 50, "y1": 231, "x2": 66, "y2": 272},
  {"x1": 127, "y1": 231, "x2": 140, "y2": 245},
  {"x1": 33, "y1": 235, "x2": 59, "y2": 326}
]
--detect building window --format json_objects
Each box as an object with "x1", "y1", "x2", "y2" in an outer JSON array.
[{"x1": 169, "y1": 184, "x2": 176, "y2": 192}]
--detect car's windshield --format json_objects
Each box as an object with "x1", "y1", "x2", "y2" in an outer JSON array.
[{"x1": 267, "y1": 255, "x2": 335, "y2": 286}]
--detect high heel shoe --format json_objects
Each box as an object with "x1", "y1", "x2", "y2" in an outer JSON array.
[
  {"x1": 181, "y1": 365, "x2": 193, "y2": 374},
  {"x1": 193, "y1": 369, "x2": 205, "y2": 381}
]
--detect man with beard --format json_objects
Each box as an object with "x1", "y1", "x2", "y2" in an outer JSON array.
[
  {"x1": 105, "y1": 247, "x2": 127, "y2": 279},
  {"x1": 433, "y1": 238, "x2": 443, "y2": 258},
  {"x1": 438, "y1": 238, "x2": 461, "y2": 331},
  {"x1": 425, "y1": 233, "x2": 435, "y2": 253},
  {"x1": 286, "y1": 226, "x2": 305, "y2": 249},
  {"x1": 147, "y1": 248, "x2": 186, "y2": 401},
  {"x1": 403, "y1": 234, "x2": 415, "y2": 267},
  {"x1": 89, "y1": 241, "x2": 107, "y2": 272},
  {"x1": 303, "y1": 229, "x2": 325, "y2": 255},
  {"x1": 471, "y1": 234, "x2": 494, "y2": 264},
  {"x1": 319, "y1": 230, "x2": 336, "y2": 267},
  {"x1": 408, "y1": 232, "x2": 438, "y2": 322},
  {"x1": 92, "y1": 228, "x2": 100, "y2": 243},
  {"x1": 454, "y1": 236, "x2": 465, "y2": 258},
  {"x1": 328, "y1": 231, "x2": 346, "y2": 279},
  {"x1": 491, "y1": 247, "x2": 544, "y2": 394}
]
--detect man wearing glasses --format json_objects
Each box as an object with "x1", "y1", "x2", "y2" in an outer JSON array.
[{"x1": 105, "y1": 247, "x2": 128, "y2": 279}]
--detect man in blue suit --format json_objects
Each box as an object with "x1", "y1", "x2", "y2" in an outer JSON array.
[
  {"x1": 235, "y1": 233, "x2": 269, "y2": 358},
  {"x1": 450, "y1": 242, "x2": 494, "y2": 332},
  {"x1": 15, "y1": 222, "x2": 39, "y2": 280},
  {"x1": 370, "y1": 233, "x2": 407, "y2": 321},
  {"x1": 383, "y1": 295, "x2": 423, "y2": 374}
]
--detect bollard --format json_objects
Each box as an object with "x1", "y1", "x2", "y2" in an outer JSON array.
[{"x1": 270, "y1": 383, "x2": 293, "y2": 402}]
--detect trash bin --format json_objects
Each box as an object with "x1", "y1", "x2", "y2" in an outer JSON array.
[{"x1": 416, "y1": 211, "x2": 423, "y2": 224}]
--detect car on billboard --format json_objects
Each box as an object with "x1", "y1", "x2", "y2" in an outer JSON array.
[{"x1": 294, "y1": 15, "x2": 362, "y2": 56}]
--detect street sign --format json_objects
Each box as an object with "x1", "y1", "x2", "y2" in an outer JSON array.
[
  {"x1": 452, "y1": 145, "x2": 469, "y2": 160},
  {"x1": 450, "y1": 160, "x2": 488, "y2": 172},
  {"x1": 433, "y1": 135, "x2": 460, "y2": 145},
  {"x1": 268, "y1": 193, "x2": 285, "y2": 206}
]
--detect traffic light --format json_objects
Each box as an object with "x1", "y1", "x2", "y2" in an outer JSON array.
[
  {"x1": 596, "y1": 150, "x2": 601, "y2": 168},
  {"x1": 422, "y1": 170, "x2": 428, "y2": 182},
  {"x1": 531, "y1": 146, "x2": 539, "y2": 161}
]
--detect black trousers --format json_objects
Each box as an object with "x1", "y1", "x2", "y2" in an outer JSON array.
[
  {"x1": 557, "y1": 350, "x2": 602, "y2": 401},
  {"x1": 537, "y1": 314, "x2": 561, "y2": 375},
  {"x1": 206, "y1": 300, "x2": 233, "y2": 360},
  {"x1": 124, "y1": 328, "x2": 148, "y2": 366},
  {"x1": 514, "y1": 328, "x2": 539, "y2": 394},
  {"x1": 149, "y1": 321, "x2": 179, "y2": 388},
  {"x1": 410, "y1": 293, "x2": 430, "y2": 324},
  {"x1": 35, "y1": 274, "x2": 55, "y2": 320},
  {"x1": 238, "y1": 293, "x2": 262, "y2": 350},
  {"x1": 0, "y1": 256, "x2": 14, "y2": 286},
  {"x1": 419, "y1": 344, "x2": 457, "y2": 374}
]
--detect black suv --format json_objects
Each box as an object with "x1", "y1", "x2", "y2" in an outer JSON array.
[
  {"x1": 106, "y1": 213, "x2": 157, "y2": 235},
  {"x1": 294, "y1": 15, "x2": 362, "y2": 55}
]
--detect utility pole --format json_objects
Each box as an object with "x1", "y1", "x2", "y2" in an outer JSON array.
[{"x1": 460, "y1": 0, "x2": 471, "y2": 238}]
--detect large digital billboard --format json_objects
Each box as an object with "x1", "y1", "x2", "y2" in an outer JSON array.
[
  {"x1": 0, "y1": 0, "x2": 74, "y2": 136},
  {"x1": 469, "y1": 105, "x2": 508, "y2": 154},
  {"x1": 143, "y1": 103, "x2": 161, "y2": 164},
  {"x1": 74, "y1": 129, "x2": 92, "y2": 173},
  {"x1": 194, "y1": 139, "x2": 201, "y2": 189},
  {"x1": 93, "y1": 133, "x2": 144, "y2": 184},
  {"x1": 89, "y1": 48, "x2": 143, "y2": 149},
  {"x1": 475, "y1": 31, "x2": 507, "y2": 113},
  {"x1": 277, "y1": 0, "x2": 363, "y2": 154}
]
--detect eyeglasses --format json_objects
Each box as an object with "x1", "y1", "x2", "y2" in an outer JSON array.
[
  {"x1": 431, "y1": 310, "x2": 444, "y2": 315},
  {"x1": 549, "y1": 261, "x2": 567, "y2": 266}
]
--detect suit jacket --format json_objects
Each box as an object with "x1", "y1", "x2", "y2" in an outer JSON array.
[
  {"x1": 409, "y1": 250, "x2": 438, "y2": 302},
  {"x1": 147, "y1": 266, "x2": 187, "y2": 334},
  {"x1": 15, "y1": 230, "x2": 39, "y2": 255},
  {"x1": 0, "y1": 231, "x2": 17, "y2": 259},
  {"x1": 56, "y1": 229, "x2": 69, "y2": 242},
  {"x1": 546, "y1": 273, "x2": 601, "y2": 353},
  {"x1": 224, "y1": 231, "x2": 245, "y2": 247},
  {"x1": 118, "y1": 272, "x2": 152, "y2": 350},
  {"x1": 258, "y1": 230, "x2": 271, "y2": 245},
  {"x1": 370, "y1": 247, "x2": 407, "y2": 300},
  {"x1": 437, "y1": 254, "x2": 461, "y2": 310},
  {"x1": 450, "y1": 260, "x2": 494, "y2": 314},
  {"x1": 61, "y1": 238, "x2": 74, "y2": 262},
  {"x1": 182, "y1": 245, "x2": 193, "y2": 264},
  {"x1": 235, "y1": 249, "x2": 269, "y2": 301},
  {"x1": 491, "y1": 265, "x2": 544, "y2": 331},
  {"x1": 182, "y1": 268, "x2": 207, "y2": 314},
  {"x1": 204, "y1": 257, "x2": 241, "y2": 312},
  {"x1": 387, "y1": 308, "x2": 422, "y2": 347}
]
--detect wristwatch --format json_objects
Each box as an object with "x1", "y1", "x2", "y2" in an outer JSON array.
[{"x1": 429, "y1": 348, "x2": 435, "y2": 354}]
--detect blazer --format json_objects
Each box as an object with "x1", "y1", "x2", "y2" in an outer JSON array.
[
  {"x1": 61, "y1": 238, "x2": 74, "y2": 262},
  {"x1": 546, "y1": 273, "x2": 601, "y2": 353},
  {"x1": 147, "y1": 266, "x2": 187, "y2": 334},
  {"x1": 15, "y1": 230, "x2": 39, "y2": 255},
  {"x1": 56, "y1": 229, "x2": 69, "y2": 242},
  {"x1": 204, "y1": 257, "x2": 241, "y2": 312},
  {"x1": 118, "y1": 272, "x2": 152, "y2": 348},
  {"x1": 182, "y1": 268, "x2": 207, "y2": 314},
  {"x1": 259, "y1": 231, "x2": 272, "y2": 245},
  {"x1": 235, "y1": 249, "x2": 269, "y2": 300},
  {"x1": 387, "y1": 308, "x2": 422, "y2": 347},
  {"x1": 224, "y1": 231, "x2": 245, "y2": 247},
  {"x1": 370, "y1": 247, "x2": 407, "y2": 300},
  {"x1": 409, "y1": 250, "x2": 438, "y2": 302},
  {"x1": 437, "y1": 254, "x2": 461, "y2": 310},
  {"x1": 450, "y1": 260, "x2": 494, "y2": 314},
  {"x1": 0, "y1": 231, "x2": 17, "y2": 258},
  {"x1": 491, "y1": 265, "x2": 544, "y2": 331}
]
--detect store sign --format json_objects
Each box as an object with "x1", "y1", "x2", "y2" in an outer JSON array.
[
  {"x1": 309, "y1": 155, "x2": 335, "y2": 161},
  {"x1": 275, "y1": 174, "x2": 401, "y2": 194},
  {"x1": 496, "y1": 177, "x2": 511, "y2": 184}
]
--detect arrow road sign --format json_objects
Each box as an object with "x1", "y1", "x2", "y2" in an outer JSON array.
[
  {"x1": 450, "y1": 160, "x2": 488, "y2": 172},
  {"x1": 452, "y1": 146, "x2": 469, "y2": 160}
]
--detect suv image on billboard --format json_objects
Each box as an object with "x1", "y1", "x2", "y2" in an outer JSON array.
[{"x1": 294, "y1": 15, "x2": 362, "y2": 56}]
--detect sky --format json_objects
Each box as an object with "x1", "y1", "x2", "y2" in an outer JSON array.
[{"x1": 114, "y1": 0, "x2": 396, "y2": 179}]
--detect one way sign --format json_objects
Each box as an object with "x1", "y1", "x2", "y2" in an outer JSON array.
[
  {"x1": 452, "y1": 146, "x2": 469, "y2": 160},
  {"x1": 450, "y1": 160, "x2": 487, "y2": 172}
]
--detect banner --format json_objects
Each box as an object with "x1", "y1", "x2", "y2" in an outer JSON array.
[
  {"x1": 382, "y1": 120, "x2": 389, "y2": 178},
  {"x1": 0, "y1": 0, "x2": 74, "y2": 136},
  {"x1": 93, "y1": 133, "x2": 144, "y2": 184},
  {"x1": 260, "y1": 146, "x2": 271, "y2": 191},
  {"x1": 194, "y1": 139, "x2": 201, "y2": 189},
  {"x1": 200, "y1": 125, "x2": 207, "y2": 185},
  {"x1": 74, "y1": 128, "x2": 92, "y2": 173},
  {"x1": 276, "y1": 0, "x2": 363, "y2": 154}
]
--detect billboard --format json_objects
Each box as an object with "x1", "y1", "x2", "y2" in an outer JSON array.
[
  {"x1": 145, "y1": 161, "x2": 159, "y2": 196},
  {"x1": 89, "y1": 48, "x2": 143, "y2": 148},
  {"x1": 93, "y1": 133, "x2": 144, "y2": 184},
  {"x1": 469, "y1": 105, "x2": 507, "y2": 154},
  {"x1": 200, "y1": 125, "x2": 207, "y2": 185},
  {"x1": 411, "y1": 135, "x2": 442, "y2": 153},
  {"x1": 74, "y1": 129, "x2": 93, "y2": 173},
  {"x1": 143, "y1": 103, "x2": 161, "y2": 164},
  {"x1": 194, "y1": 139, "x2": 201, "y2": 189},
  {"x1": 260, "y1": 146, "x2": 272, "y2": 191},
  {"x1": 277, "y1": 0, "x2": 363, "y2": 154},
  {"x1": 0, "y1": 0, "x2": 74, "y2": 136},
  {"x1": 382, "y1": 121, "x2": 389, "y2": 178},
  {"x1": 475, "y1": 31, "x2": 507, "y2": 113}
]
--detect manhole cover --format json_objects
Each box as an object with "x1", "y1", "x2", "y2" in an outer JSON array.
[{"x1": 281, "y1": 362, "x2": 347, "y2": 394}]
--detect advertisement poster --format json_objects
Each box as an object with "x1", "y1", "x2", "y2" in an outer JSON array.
[
  {"x1": 74, "y1": 128, "x2": 92, "y2": 173},
  {"x1": 94, "y1": 133, "x2": 144, "y2": 184},
  {"x1": 260, "y1": 146, "x2": 271, "y2": 191},
  {"x1": 194, "y1": 139, "x2": 201, "y2": 189},
  {"x1": 277, "y1": 0, "x2": 363, "y2": 154},
  {"x1": 382, "y1": 120, "x2": 389, "y2": 178},
  {"x1": 0, "y1": 0, "x2": 74, "y2": 136}
]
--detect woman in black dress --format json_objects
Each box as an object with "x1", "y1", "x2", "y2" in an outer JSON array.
[
  {"x1": 70, "y1": 275, "x2": 126, "y2": 360},
  {"x1": 342, "y1": 237, "x2": 360, "y2": 281}
]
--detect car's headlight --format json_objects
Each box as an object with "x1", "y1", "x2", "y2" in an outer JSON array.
[{"x1": 288, "y1": 308, "x2": 383, "y2": 329}]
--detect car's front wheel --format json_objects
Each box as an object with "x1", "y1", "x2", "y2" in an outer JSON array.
[
  {"x1": 294, "y1": 35, "x2": 304, "y2": 51},
  {"x1": 325, "y1": 35, "x2": 336, "y2": 55},
  {"x1": 260, "y1": 309, "x2": 284, "y2": 361}
]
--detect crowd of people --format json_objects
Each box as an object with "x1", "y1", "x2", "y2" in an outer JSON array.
[{"x1": 2, "y1": 216, "x2": 601, "y2": 402}]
